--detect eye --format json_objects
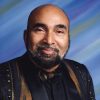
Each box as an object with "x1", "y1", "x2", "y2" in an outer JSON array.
[
  {"x1": 34, "y1": 27, "x2": 44, "y2": 32},
  {"x1": 56, "y1": 29, "x2": 65, "y2": 35},
  {"x1": 57, "y1": 30, "x2": 64, "y2": 33},
  {"x1": 32, "y1": 27, "x2": 47, "y2": 35}
]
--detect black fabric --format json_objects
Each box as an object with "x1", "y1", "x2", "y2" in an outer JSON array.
[
  {"x1": 0, "y1": 52, "x2": 96, "y2": 100},
  {"x1": 18, "y1": 54, "x2": 49, "y2": 100},
  {"x1": 63, "y1": 60, "x2": 86, "y2": 100},
  {"x1": 10, "y1": 61, "x2": 21, "y2": 100},
  {"x1": 61, "y1": 62, "x2": 82, "y2": 100},
  {"x1": 64, "y1": 59, "x2": 95, "y2": 100},
  {"x1": 18, "y1": 54, "x2": 81, "y2": 100},
  {"x1": 0, "y1": 64, "x2": 11, "y2": 100},
  {"x1": 0, "y1": 60, "x2": 21, "y2": 100},
  {"x1": 43, "y1": 66, "x2": 67, "y2": 100},
  {"x1": 18, "y1": 54, "x2": 67, "y2": 100}
]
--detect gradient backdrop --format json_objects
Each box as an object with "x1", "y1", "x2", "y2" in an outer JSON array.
[{"x1": 0, "y1": 0, "x2": 100, "y2": 99}]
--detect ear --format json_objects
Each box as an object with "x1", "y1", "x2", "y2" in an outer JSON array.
[{"x1": 24, "y1": 30, "x2": 28, "y2": 49}]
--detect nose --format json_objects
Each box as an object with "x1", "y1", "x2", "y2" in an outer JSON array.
[{"x1": 43, "y1": 32, "x2": 55, "y2": 45}]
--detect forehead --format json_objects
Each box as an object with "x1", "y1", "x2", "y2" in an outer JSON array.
[{"x1": 28, "y1": 5, "x2": 69, "y2": 28}]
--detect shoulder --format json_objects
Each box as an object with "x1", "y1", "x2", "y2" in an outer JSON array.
[
  {"x1": 0, "y1": 58, "x2": 18, "y2": 67},
  {"x1": 63, "y1": 59, "x2": 92, "y2": 86},
  {"x1": 64, "y1": 59, "x2": 89, "y2": 73},
  {"x1": 63, "y1": 59, "x2": 95, "y2": 99},
  {"x1": 0, "y1": 53, "x2": 26, "y2": 67},
  {"x1": 0, "y1": 56, "x2": 23, "y2": 73},
  {"x1": 63, "y1": 59, "x2": 93, "y2": 85},
  {"x1": 0, "y1": 56, "x2": 23, "y2": 83},
  {"x1": 64, "y1": 59, "x2": 85, "y2": 67},
  {"x1": 0, "y1": 53, "x2": 27, "y2": 73},
  {"x1": 64, "y1": 59, "x2": 88, "y2": 71}
]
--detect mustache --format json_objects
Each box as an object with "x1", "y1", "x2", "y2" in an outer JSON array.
[{"x1": 37, "y1": 44, "x2": 59, "y2": 53}]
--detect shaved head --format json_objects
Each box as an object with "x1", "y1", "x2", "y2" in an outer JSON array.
[{"x1": 27, "y1": 4, "x2": 70, "y2": 29}]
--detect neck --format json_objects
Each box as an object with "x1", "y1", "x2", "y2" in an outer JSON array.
[
  {"x1": 31, "y1": 59, "x2": 59, "y2": 73},
  {"x1": 43, "y1": 65, "x2": 59, "y2": 73}
]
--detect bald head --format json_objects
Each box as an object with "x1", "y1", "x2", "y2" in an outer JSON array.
[{"x1": 27, "y1": 4, "x2": 70, "y2": 29}]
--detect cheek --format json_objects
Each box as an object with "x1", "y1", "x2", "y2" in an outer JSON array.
[
  {"x1": 56, "y1": 36, "x2": 69, "y2": 57},
  {"x1": 29, "y1": 33, "x2": 44, "y2": 50}
]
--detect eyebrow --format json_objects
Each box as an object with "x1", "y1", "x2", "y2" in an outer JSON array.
[
  {"x1": 31, "y1": 23, "x2": 67, "y2": 30},
  {"x1": 55, "y1": 24, "x2": 67, "y2": 30},
  {"x1": 32, "y1": 23, "x2": 47, "y2": 29}
]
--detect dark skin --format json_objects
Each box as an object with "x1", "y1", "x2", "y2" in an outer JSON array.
[{"x1": 24, "y1": 4, "x2": 70, "y2": 72}]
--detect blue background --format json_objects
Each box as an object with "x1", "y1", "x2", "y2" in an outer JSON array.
[{"x1": 0, "y1": 0, "x2": 100, "y2": 99}]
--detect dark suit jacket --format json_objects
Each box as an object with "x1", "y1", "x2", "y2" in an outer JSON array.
[{"x1": 0, "y1": 53, "x2": 95, "y2": 100}]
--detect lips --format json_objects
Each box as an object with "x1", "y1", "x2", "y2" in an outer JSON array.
[{"x1": 41, "y1": 48, "x2": 55, "y2": 55}]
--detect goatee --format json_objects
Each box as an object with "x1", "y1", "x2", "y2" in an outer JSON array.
[{"x1": 28, "y1": 44, "x2": 62, "y2": 69}]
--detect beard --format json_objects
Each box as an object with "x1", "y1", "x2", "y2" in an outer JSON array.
[{"x1": 28, "y1": 43, "x2": 62, "y2": 69}]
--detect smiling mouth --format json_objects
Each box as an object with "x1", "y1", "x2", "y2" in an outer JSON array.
[
  {"x1": 37, "y1": 45, "x2": 59, "y2": 57},
  {"x1": 41, "y1": 48, "x2": 55, "y2": 55}
]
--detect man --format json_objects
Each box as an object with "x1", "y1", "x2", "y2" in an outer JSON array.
[{"x1": 0, "y1": 4, "x2": 95, "y2": 100}]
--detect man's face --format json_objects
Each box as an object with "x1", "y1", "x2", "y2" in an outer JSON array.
[{"x1": 25, "y1": 6, "x2": 69, "y2": 69}]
